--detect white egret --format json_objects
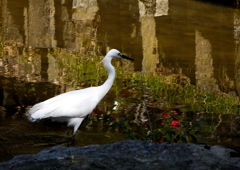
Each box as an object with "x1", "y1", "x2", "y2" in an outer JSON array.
[{"x1": 28, "y1": 49, "x2": 134, "y2": 145}]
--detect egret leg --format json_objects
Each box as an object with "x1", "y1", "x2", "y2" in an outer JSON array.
[
  {"x1": 67, "y1": 118, "x2": 84, "y2": 146},
  {"x1": 71, "y1": 134, "x2": 75, "y2": 146}
]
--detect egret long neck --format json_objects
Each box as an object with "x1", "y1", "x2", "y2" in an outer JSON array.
[{"x1": 99, "y1": 57, "x2": 115, "y2": 99}]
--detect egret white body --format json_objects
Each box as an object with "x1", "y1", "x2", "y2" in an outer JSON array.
[{"x1": 28, "y1": 49, "x2": 133, "y2": 144}]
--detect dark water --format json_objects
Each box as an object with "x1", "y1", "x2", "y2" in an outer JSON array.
[{"x1": 1, "y1": 0, "x2": 240, "y2": 162}]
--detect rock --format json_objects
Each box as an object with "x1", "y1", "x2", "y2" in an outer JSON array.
[{"x1": 0, "y1": 140, "x2": 240, "y2": 170}]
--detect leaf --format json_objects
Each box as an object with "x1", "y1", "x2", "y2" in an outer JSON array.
[
  {"x1": 120, "y1": 117, "x2": 127, "y2": 122},
  {"x1": 180, "y1": 136, "x2": 187, "y2": 143},
  {"x1": 189, "y1": 134, "x2": 198, "y2": 143},
  {"x1": 113, "y1": 122, "x2": 120, "y2": 129},
  {"x1": 163, "y1": 122, "x2": 171, "y2": 128},
  {"x1": 124, "y1": 131, "x2": 131, "y2": 138},
  {"x1": 175, "y1": 134, "x2": 180, "y2": 142},
  {"x1": 163, "y1": 137, "x2": 170, "y2": 143},
  {"x1": 183, "y1": 122, "x2": 191, "y2": 128},
  {"x1": 192, "y1": 121, "x2": 206, "y2": 128},
  {"x1": 141, "y1": 136, "x2": 149, "y2": 141},
  {"x1": 183, "y1": 130, "x2": 189, "y2": 137},
  {"x1": 108, "y1": 117, "x2": 115, "y2": 123},
  {"x1": 196, "y1": 120, "x2": 206, "y2": 124},
  {"x1": 166, "y1": 132, "x2": 173, "y2": 141}
]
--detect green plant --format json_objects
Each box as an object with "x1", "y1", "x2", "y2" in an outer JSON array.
[{"x1": 89, "y1": 107, "x2": 206, "y2": 144}]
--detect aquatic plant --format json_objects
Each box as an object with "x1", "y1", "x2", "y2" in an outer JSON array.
[
  {"x1": 51, "y1": 52, "x2": 240, "y2": 143},
  {"x1": 89, "y1": 107, "x2": 205, "y2": 143}
]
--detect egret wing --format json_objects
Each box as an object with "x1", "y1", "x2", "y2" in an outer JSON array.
[{"x1": 29, "y1": 87, "x2": 99, "y2": 120}]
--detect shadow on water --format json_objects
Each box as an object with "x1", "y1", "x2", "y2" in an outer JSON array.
[{"x1": 1, "y1": 0, "x2": 240, "y2": 163}]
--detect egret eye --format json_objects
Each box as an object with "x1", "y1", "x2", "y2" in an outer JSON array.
[{"x1": 118, "y1": 53, "x2": 121, "y2": 56}]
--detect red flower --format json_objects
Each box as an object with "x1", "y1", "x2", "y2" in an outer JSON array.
[
  {"x1": 164, "y1": 108, "x2": 171, "y2": 111},
  {"x1": 162, "y1": 113, "x2": 171, "y2": 120},
  {"x1": 109, "y1": 113, "x2": 115, "y2": 117},
  {"x1": 171, "y1": 120, "x2": 180, "y2": 128},
  {"x1": 162, "y1": 112, "x2": 171, "y2": 115},
  {"x1": 172, "y1": 109, "x2": 181, "y2": 115},
  {"x1": 148, "y1": 102, "x2": 157, "y2": 107},
  {"x1": 92, "y1": 109, "x2": 103, "y2": 115}
]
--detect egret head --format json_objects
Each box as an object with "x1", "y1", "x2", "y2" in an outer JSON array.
[{"x1": 101, "y1": 49, "x2": 134, "y2": 64}]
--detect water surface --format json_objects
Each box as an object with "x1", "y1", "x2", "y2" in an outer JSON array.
[{"x1": 1, "y1": 0, "x2": 240, "y2": 162}]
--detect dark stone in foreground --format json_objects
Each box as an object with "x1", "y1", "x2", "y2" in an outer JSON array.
[{"x1": 1, "y1": 140, "x2": 240, "y2": 170}]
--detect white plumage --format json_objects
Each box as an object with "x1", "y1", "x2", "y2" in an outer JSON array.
[{"x1": 28, "y1": 49, "x2": 134, "y2": 145}]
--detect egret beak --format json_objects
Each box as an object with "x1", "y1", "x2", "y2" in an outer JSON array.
[{"x1": 121, "y1": 54, "x2": 134, "y2": 61}]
